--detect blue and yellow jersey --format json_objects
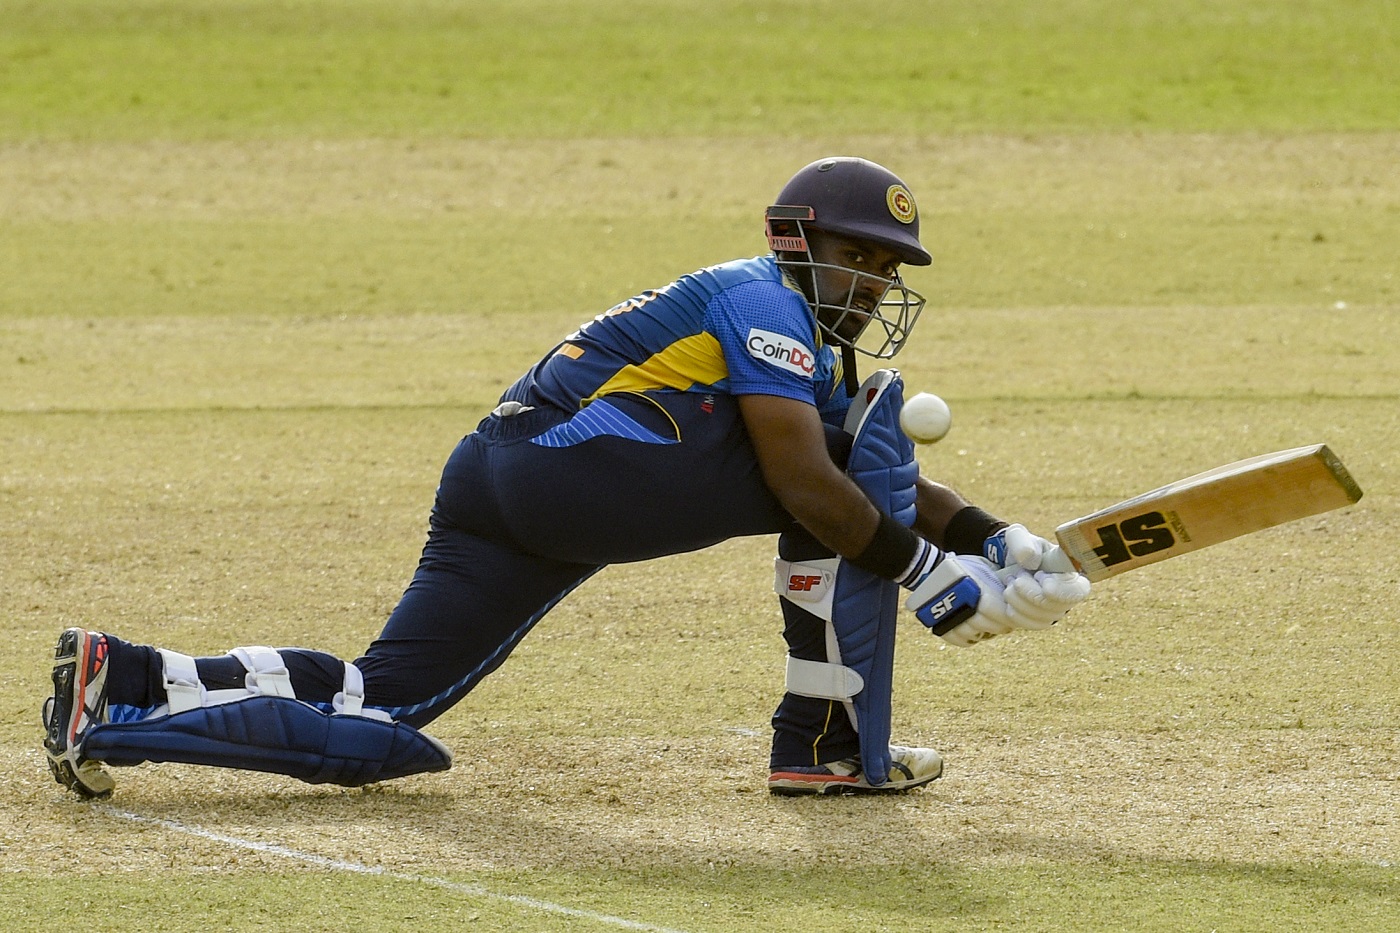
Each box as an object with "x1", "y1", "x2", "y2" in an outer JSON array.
[{"x1": 502, "y1": 256, "x2": 851, "y2": 422}]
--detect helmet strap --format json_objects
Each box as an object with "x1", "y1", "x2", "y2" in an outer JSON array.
[{"x1": 842, "y1": 343, "x2": 859, "y2": 398}]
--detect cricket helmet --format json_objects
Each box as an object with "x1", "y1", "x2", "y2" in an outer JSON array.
[{"x1": 766, "y1": 157, "x2": 930, "y2": 359}]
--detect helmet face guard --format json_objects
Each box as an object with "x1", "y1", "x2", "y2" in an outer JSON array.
[
  {"x1": 765, "y1": 158, "x2": 931, "y2": 360},
  {"x1": 766, "y1": 206, "x2": 926, "y2": 360}
]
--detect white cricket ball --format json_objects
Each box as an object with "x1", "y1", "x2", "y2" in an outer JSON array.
[{"x1": 899, "y1": 392, "x2": 952, "y2": 444}]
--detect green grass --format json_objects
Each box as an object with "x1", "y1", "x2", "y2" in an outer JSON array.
[
  {"x1": 5, "y1": 321, "x2": 1395, "y2": 931},
  {"x1": 3, "y1": 2, "x2": 1398, "y2": 931},
  {"x1": 2, "y1": 862, "x2": 1396, "y2": 932},
  {"x1": 3, "y1": 135, "x2": 1397, "y2": 321},
  {"x1": 1, "y1": 0, "x2": 1397, "y2": 139}
]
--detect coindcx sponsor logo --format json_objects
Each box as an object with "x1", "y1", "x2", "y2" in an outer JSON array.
[{"x1": 747, "y1": 328, "x2": 815, "y2": 377}]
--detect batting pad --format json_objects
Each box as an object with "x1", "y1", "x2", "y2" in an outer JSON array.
[
  {"x1": 772, "y1": 369, "x2": 915, "y2": 787},
  {"x1": 841, "y1": 369, "x2": 917, "y2": 785},
  {"x1": 844, "y1": 369, "x2": 919, "y2": 528},
  {"x1": 84, "y1": 696, "x2": 452, "y2": 787}
]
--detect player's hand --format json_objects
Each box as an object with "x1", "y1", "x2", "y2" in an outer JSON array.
[
  {"x1": 907, "y1": 554, "x2": 1090, "y2": 647},
  {"x1": 906, "y1": 554, "x2": 1015, "y2": 647},
  {"x1": 983, "y1": 523, "x2": 1056, "y2": 572},
  {"x1": 1001, "y1": 569, "x2": 1091, "y2": 630}
]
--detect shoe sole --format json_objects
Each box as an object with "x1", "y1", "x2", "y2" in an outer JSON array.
[
  {"x1": 768, "y1": 772, "x2": 864, "y2": 796},
  {"x1": 767, "y1": 761, "x2": 943, "y2": 796},
  {"x1": 44, "y1": 629, "x2": 114, "y2": 799}
]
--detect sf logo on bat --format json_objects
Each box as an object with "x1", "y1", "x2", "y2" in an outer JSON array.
[{"x1": 1089, "y1": 510, "x2": 1184, "y2": 566}]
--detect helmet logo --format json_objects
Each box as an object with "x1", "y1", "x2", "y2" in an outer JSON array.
[{"x1": 886, "y1": 185, "x2": 917, "y2": 225}]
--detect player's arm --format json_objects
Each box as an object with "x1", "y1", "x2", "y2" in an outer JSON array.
[
  {"x1": 737, "y1": 392, "x2": 1052, "y2": 574},
  {"x1": 737, "y1": 393, "x2": 886, "y2": 559},
  {"x1": 914, "y1": 476, "x2": 1062, "y2": 573},
  {"x1": 911, "y1": 477, "x2": 975, "y2": 547},
  {"x1": 740, "y1": 392, "x2": 1088, "y2": 647}
]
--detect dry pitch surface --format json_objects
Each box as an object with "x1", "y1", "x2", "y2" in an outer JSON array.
[{"x1": 2, "y1": 135, "x2": 1397, "y2": 928}]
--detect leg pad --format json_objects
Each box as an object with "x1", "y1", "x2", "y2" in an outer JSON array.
[{"x1": 84, "y1": 696, "x2": 452, "y2": 787}]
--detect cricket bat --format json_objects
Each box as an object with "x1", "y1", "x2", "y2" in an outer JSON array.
[{"x1": 1037, "y1": 444, "x2": 1363, "y2": 582}]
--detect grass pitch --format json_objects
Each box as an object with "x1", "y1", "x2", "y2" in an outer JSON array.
[
  {"x1": 3, "y1": 2, "x2": 1397, "y2": 930},
  {"x1": 3, "y1": 0, "x2": 1397, "y2": 138}
]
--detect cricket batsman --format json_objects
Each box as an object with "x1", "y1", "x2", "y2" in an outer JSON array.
[{"x1": 43, "y1": 157, "x2": 1090, "y2": 799}]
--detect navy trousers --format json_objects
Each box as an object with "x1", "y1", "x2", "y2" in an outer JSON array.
[{"x1": 108, "y1": 391, "x2": 860, "y2": 762}]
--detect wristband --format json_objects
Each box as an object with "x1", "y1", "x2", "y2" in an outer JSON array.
[
  {"x1": 848, "y1": 512, "x2": 921, "y2": 581},
  {"x1": 895, "y1": 537, "x2": 940, "y2": 589},
  {"x1": 942, "y1": 506, "x2": 1008, "y2": 556}
]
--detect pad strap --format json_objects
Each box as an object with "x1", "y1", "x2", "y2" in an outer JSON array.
[
  {"x1": 157, "y1": 649, "x2": 204, "y2": 715},
  {"x1": 784, "y1": 656, "x2": 865, "y2": 701},
  {"x1": 157, "y1": 647, "x2": 385, "y2": 721},
  {"x1": 229, "y1": 645, "x2": 297, "y2": 699},
  {"x1": 774, "y1": 557, "x2": 838, "y2": 622},
  {"x1": 333, "y1": 662, "x2": 391, "y2": 721}
]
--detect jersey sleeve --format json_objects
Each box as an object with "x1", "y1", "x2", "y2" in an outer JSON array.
[
  {"x1": 706, "y1": 280, "x2": 822, "y2": 404},
  {"x1": 817, "y1": 385, "x2": 853, "y2": 427}
]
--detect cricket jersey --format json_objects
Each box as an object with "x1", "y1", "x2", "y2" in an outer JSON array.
[{"x1": 501, "y1": 256, "x2": 851, "y2": 425}]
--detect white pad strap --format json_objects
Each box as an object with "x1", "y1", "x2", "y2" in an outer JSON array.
[
  {"x1": 331, "y1": 662, "x2": 392, "y2": 721},
  {"x1": 156, "y1": 646, "x2": 391, "y2": 723},
  {"x1": 774, "y1": 557, "x2": 839, "y2": 622},
  {"x1": 784, "y1": 656, "x2": 865, "y2": 702},
  {"x1": 157, "y1": 649, "x2": 205, "y2": 714},
  {"x1": 335, "y1": 662, "x2": 365, "y2": 715},
  {"x1": 228, "y1": 645, "x2": 297, "y2": 699},
  {"x1": 777, "y1": 556, "x2": 862, "y2": 724}
]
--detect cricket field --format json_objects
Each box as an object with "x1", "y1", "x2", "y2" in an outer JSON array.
[{"x1": 2, "y1": 2, "x2": 1396, "y2": 929}]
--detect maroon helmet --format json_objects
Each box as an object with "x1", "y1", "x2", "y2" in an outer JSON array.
[{"x1": 766, "y1": 157, "x2": 929, "y2": 359}]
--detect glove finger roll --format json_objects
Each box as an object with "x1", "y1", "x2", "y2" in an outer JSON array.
[
  {"x1": 1005, "y1": 576, "x2": 1074, "y2": 629},
  {"x1": 1037, "y1": 571, "x2": 1092, "y2": 603},
  {"x1": 1003, "y1": 524, "x2": 1051, "y2": 571}
]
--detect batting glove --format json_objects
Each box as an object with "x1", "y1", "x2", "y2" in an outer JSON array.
[
  {"x1": 983, "y1": 523, "x2": 1057, "y2": 572},
  {"x1": 1002, "y1": 569, "x2": 1092, "y2": 630},
  {"x1": 906, "y1": 554, "x2": 1015, "y2": 647},
  {"x1": 907, "y1": 555, "x2": 1091, "y2": 647}
]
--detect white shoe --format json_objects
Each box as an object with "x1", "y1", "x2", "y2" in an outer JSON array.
[
  {"x1": 42, "y1": 628, "x2": 116, "y2": 798},
  {"x1": 768, "y1": 744, "x2": 943, "y2": 796}
]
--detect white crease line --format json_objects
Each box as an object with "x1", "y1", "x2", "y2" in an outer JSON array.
[{"x1": 101, "y1": 806, "x2": 691, "y2": 933}]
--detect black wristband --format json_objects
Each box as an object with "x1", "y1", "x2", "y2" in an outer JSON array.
[
  {"x1": 849, "y1": 512, "x2": 921, "y2": 581},
  {"x1": 942, "y1": 506, "x2": 1009, "y2": 556}
]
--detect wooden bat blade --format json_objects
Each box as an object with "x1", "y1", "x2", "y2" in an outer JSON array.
[{"x1": 1050, "y1": 444, "x2": 1362, "y2": 582}]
